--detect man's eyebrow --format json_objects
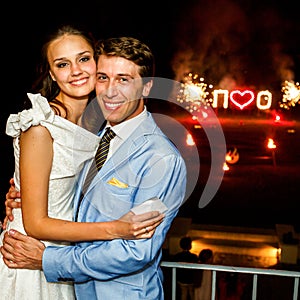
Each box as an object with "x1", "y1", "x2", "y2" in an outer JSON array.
[{"x1": 96, "y1": 72, "x2": 133, "y2": 77}]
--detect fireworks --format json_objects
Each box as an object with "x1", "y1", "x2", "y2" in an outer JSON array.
[
  {"x1": 279, "y1": 80, "x2": 300, "y2": 110},
  {"x1": 176, "y1": 72, "x2": 213, "y2": 118}
]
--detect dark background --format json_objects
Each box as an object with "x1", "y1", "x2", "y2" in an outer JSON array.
[{"x1": 1, "y1": 0, "x2": 300, "y2": 230}]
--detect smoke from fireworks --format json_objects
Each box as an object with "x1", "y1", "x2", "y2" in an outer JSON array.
[{"x1": 170, "y1": 0, "x2": 297, "y2": 94}]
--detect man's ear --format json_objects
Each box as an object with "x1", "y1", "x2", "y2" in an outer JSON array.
[{"x1": 142, "y1": 80, "x2": 153, "y2": 97}]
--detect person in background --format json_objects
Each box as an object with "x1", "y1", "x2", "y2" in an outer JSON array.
[
  {"x1": 218, "y1": 272, "x2": 246, "y2": 300},
  {"x1": 194, "y1": 248, "x2": 214, "y2": 300},
  {"x1": 1, "y1": 35, "x2": 187, "y2": 300},
  {"x1": 173, "y1": 236, "x2": 198, "y2": 300},
  {"x1": 0, "y1": 26, "x2": 163, "y2": 300}
]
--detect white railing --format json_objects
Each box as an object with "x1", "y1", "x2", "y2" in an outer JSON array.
[{"x1": 161, "y1": 261, "x2": 300, "y2": 300}]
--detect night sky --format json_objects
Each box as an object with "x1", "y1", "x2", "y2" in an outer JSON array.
[
  {"x1": 3, "y1": 0, "x2": 300, "y2": 106},
  {"x1": 1, "y1": 0, "x2": 300, "y2": 228}
]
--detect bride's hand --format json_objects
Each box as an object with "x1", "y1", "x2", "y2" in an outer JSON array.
[
  {"x1": 118, "y1": 210, "x2": 165, "y2": 239},
  {"x1": 3, "y1": 178, "x2": 21, "y2": 230}
]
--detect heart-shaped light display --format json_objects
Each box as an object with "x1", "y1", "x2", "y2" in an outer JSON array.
[{"x1": 230, "y1": 90, "x2": 255, "y2": 110}]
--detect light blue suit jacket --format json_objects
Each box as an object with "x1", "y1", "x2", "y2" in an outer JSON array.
[{"x1": 43, "y1": 112, "x2": 187, "y2": 299}]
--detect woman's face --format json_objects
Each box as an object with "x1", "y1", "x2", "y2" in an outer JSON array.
[{"x1": 47, "y1": 35, "x2": 96, "y2": 100}]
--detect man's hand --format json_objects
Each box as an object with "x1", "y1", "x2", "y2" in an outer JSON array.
[
  {"x1": 3, "y1": 178, "x2": 21, "y2": 229},
  {"x1": 0, "y1": 229, "x2": 45, "y2": 270}
]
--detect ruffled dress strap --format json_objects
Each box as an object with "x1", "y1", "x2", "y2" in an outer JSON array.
[{"x1": 6, "y1": 93, "x2": 55, "y2": 138}]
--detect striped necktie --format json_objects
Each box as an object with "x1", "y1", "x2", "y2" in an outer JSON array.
[
  {"x1": 75, "y1": 127, "x2": 116, "y2": 221},
  {"x1": 95, "y1": 128, "x2": 116, "y2": 170},
  {"x1": 80, "y1": 128, "x2": 116, "y2": 199}
]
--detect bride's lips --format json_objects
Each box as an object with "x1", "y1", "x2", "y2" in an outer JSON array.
[{"x1": 69, "y1": 77, "x2": 89, "y2": 86}]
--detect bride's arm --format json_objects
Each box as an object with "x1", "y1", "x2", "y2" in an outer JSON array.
[{"x1": 18, "y1": 125, "x2": 163, "y2": 242}]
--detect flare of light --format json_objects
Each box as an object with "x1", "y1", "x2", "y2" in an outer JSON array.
[
  {"x1": 274, "y1": 115, "x2": 281, "y2": 122},
  {"x1": 223, "y1": 162, "x2": 230, "y2": 171},
  {"x1": 267, "y1": 138, "x2": 276, "y2": 149},
  {"x1": 225, "y1": 147, "x2": 239, "y2": 164},
  {"x1": 186, "y1": 133, "x2": 195, "y2": 146}
]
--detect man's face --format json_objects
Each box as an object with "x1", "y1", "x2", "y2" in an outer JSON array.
[{"x1": 95, "y1": 55, "x2": 152, "y2": 126}]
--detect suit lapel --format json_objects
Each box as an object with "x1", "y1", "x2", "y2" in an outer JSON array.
[{"x1": 78, "y1": 113, "x2": 157, "y2": 196}]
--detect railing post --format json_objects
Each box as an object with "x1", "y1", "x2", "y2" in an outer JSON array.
[
  {"x1": 211, "y1": 270, "x2": 216, "y2": 300},
  {"x1": 172, "y1": 267, "x2": 177, "y2": 300},
  {"x1": 252, "y1": 274, "x2": 257, "y2": 300},
  {"x1": 293, "y1": 277, "x2": 299, "y2": 300}
]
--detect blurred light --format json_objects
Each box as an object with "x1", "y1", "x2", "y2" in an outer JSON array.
[
  {"x1": 274, "y1": 114, "x2": 281, "y2": 122},
  {"x1": 267, "y1": 138, "x2": 276, "y2": 149},
  {"x1": 225, "y1": 147, "x2": 239, "y2": 164},
  {"x1": 186, "y1": 133, "x2": 195, "y2": 146},
  {"x1": 223, "y1": 162, "x2": 230, "y2": 171},
  {"x1": 287, "y1": 128, "x2": 295, "y2": 134}
]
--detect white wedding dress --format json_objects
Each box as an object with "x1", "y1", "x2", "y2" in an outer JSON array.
[{"x1": 0, "y1": 93, "x2": 100, "y2": 300}]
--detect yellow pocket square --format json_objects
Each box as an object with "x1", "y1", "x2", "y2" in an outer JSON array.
[{"x1": 107, "y1": 177, "x2": 128, "y2": 188}]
